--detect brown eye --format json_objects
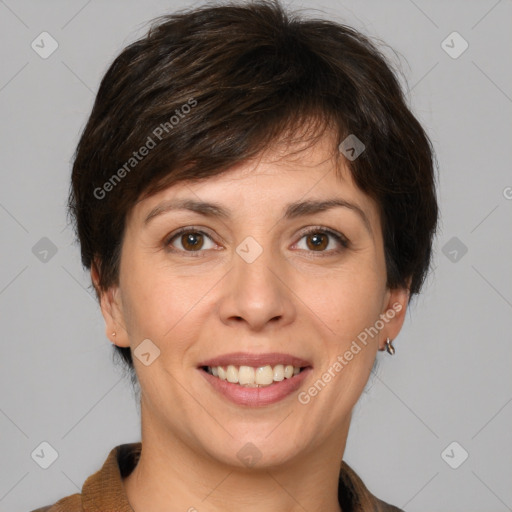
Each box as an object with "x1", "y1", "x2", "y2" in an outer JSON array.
[
  {"x1": 180, "y1": 232, "x2": 204, "y2": 251},
  {"x1": 306, "y1": 232, "x2": 329, "y2": 251},
  {"x1": 167, "y1": 229, "x2": 216, "y2": 254},
  {"x1": 295, "y1": 228, "x2": 348, "y2": 254}
]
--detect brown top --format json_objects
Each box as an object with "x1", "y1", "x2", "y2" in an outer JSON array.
[{"x1": 31, "y1": 443, "x2": 404, "y2": 512}]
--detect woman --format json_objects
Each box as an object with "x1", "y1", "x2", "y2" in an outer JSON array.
[{"x1": 33, "y1": 1, "x2": 438, "y2": 510}]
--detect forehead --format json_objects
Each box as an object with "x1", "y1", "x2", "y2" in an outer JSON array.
[{"x1": 129, "y1": 132, "x2": 380, "y2": 233}]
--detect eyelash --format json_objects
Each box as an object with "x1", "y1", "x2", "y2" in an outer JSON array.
[{"x1": 164, "y1": 226, "x2": 349, "y2": 258}]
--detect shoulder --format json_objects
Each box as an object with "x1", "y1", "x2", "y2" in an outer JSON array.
[
  {"x1": 339, "y1": 460, "x2": 405, "y2": 512},
  {"x1": 28, "y1": 442, "x2": 140, "y2": 512},
  {"x1": 29, "y1": 493, "x2": 82, "y2": 512},
  {"x1": 374, "y1": 497, "x2": 405, "y2": 512}
]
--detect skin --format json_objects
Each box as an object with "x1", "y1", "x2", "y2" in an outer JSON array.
[{"x1": 92, "y1": 131, "x2": 410, "y2": 512}]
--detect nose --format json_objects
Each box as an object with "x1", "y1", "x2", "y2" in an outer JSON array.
[{"x1": 217, "y1": 243, "x2": 296, "y2": 332}]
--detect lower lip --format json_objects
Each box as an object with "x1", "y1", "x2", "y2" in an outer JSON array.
[{"x1": 198, "y1": 367, "x2": 312, "y2": 407}]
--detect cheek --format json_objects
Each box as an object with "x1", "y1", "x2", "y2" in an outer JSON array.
[
  {"x1": 120, "y1": 257, "x2": 217, "y2": 351},
  {"x1": 298, "y1": 262, "x2": 385, "y2": 341}
]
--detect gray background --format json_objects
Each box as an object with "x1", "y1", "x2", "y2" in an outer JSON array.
[{"x1": 0, "y1": 0, "x2": 511, "y2": 511}]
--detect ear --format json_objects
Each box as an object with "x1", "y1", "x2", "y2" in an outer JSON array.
[
  {"x1": 91, "y1": 259, "x2": 130, "y2": 348},
  {"x1": 377, "y1": 277, "x2": 411, "y2": 351}
]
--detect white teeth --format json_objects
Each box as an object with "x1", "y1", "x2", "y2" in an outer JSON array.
[
  {"x1": 205, "y1": 364, "x2": 304, "y2": 387},
  {"x1": 255, "y1": 365, "x2": 274, "y2": 385},
  {"x1": 226, "y1": 365, "x2": 238, "y2": 383},
  {"x1": 284, "y1": 365, "x2": 294, "y2": 378},
  {"x1": 238, "y1": 365, "x2": 255, "y2": 385},
  {"x1": 273, "y1": 364, "x2": 284, "y2": 381}
]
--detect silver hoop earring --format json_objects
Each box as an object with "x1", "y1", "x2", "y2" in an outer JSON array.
[{"x1": 385, "y1": 337, "x2": 395, "y2": 355}]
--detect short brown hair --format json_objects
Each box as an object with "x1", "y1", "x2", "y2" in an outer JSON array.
[{"x1": 67, "y1": 0, "x2": 439, "y2": 370}]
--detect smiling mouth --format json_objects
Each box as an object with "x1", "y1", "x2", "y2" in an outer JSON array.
[{"x1": 200, "y1": 364, "x2": 308, "y2": 387}]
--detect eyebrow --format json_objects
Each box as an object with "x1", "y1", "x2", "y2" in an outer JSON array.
[{"x1": 143, "y1": 197, "x2": 372, "y2": 235}]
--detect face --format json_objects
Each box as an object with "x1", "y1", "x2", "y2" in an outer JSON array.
[{"x1": 95, "y1": 133, "x2": 409, "y2": 469}]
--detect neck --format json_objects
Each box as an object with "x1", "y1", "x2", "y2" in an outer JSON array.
[{"x1": 124, "y1": 405, "x2": 350, "y2": 512}]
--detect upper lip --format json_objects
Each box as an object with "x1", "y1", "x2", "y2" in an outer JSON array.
[{"x1": 198, "y1": 352, "x2": 312, "y2": 368}]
